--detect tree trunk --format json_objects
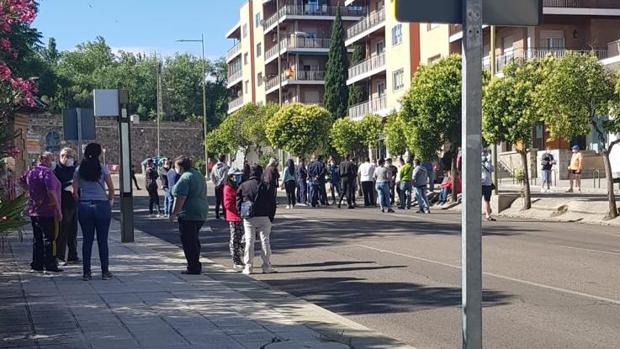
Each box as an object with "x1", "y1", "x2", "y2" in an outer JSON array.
[
  {"x1": 519, "y1": 150, "x2": 532, "y2": 210},
  {"x1": 602, "y1": 150, "x2": 618, "y2": 219},
  {"x1": 450, "y1": 153, "x2": 458, "y2": 203}
]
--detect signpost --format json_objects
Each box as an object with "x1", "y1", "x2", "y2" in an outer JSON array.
[
  {"x1": 63, "y1": 108, "x2": 96, "y2": 161},
  {"x1": 394, "y1": 1, "x2": 541, "y2": 348},
  {"x1": 93, "y1": 89, "x2": 134, "y2": 243}
]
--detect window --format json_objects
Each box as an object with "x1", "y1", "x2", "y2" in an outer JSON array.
[
  {"x1": 245, "y1": 80, "x2": 249, "y2": 93},
  {"x1": 540, "y1": 30, "x2": 565, "y2": 49},
  {"x1": 243, "y1": 24, "x2": 248, "y2": 38},
  {"x1": 393, "y1": 69, "x2": 404, "y2": 91},
  {"x1": 255, "y1": 13, "x2": 261, "y2": 28},
  {"x1": 376, "y1": 41, "x2": 385, "y2": 55},
  {"x1": 257, "y1": 72, "x2": 263, "y2": 86},
  {"x1": 426, "y1": 23, "x2": 439, "y2": 31},
  {"x1": 392, "y1": 24, "x2": 402, "y2": 46},
  {"x1": 244, "y1": 53, "x2": 248, "y2": 65},
  {"x1": 257, "y1": 43, "x2": 262, "y2": 57},
  {"x1": 377, "y1": 82, "x2": 386, "y2": 97}
]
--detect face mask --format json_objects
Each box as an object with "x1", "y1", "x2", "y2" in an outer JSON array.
[
  {"x1": 234, "y1": 175, "x2": 242, "y2": 184},
  {"x1": 65, "y1": 159, "x2": 75, "y2": 167},
  {"x1": 50, "y1": 161, "x2": 57, "y2": 169},
  {"x1": 175, "y1": 168, "x2": 181, "y2": 175}
]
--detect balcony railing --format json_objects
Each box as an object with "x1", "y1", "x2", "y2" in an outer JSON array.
[
  {"x1": 349, "y1": 96, "x2": 387, "y2": 120},
  {"x1": 346, "y1": 8, "x2": 385, "y2": 40},
  {"x1": 228, "y1": 96, "x2": 244, "y2": 112},
  {"x1": 265, "y1": 69, "x2": 326, "y2": 91},
  {"x1": 608, "y1": 39, "x2": 620, "y2": 57},
  {"x1": 348, "y1": 54, "x2": 386, "y2": 81},
  {"x1": 543, "y1": 0, "x2": 620, "y2": 9},
  {"x1": 226, "y1": 42, "x2": 242, "y2": 62},
  {"x1": 263, "y1": 5, "x2": 366, "y2": 30},
  {"x1": 265, "y1": 37, "x2": 331, "y2": 60},
  {"x1": 492, "y1": 48, "x2": 608, "y2": 73},
  {"x1": 227, "y1": 70, "x2": 242, "y2": 84}
]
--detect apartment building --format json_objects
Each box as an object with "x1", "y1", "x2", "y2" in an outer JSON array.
[
  {"x1": 226, "y1": 0, "x2": 366, "y2": 114},
  {"x1": 343, "y1": 0, "x2": 420, "y2": 120}
]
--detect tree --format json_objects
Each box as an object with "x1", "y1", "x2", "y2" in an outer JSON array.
[
  {"x1": 348, "y1": 45, "x2": 365, "y2": 107},
  {"x1": 323, "y1": 8, "x2": 349, "y2": 118},
  {"x1": 266, "y1": 103, "x2": 333, "y2": 156},
  {"x1": 400, "y1": 55, "x2": 461, "y2": 201},
  {"x1": 483, "y1": 60, "x2": 544, "y2": 209},
  {"x1": 205, "y1": 128, "x2": 235, "y2": 159},
  {"x1": 358, "y1": 114, "x2": 383, "y2": 152},
  {"x1": 240, "y1": 103, "x2": 279, "y2": 157},
  {"x1": 537, "y1": 52, "x2": 620, "y2": 218},
  {"x1": 384, "y1": 112, "x2": 408, "y2": 156},
  {"x1": 330, "y1": 117, "x2": 364, "y2": 156}
]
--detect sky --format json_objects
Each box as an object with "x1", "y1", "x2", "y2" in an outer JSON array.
[{"x1": 33, "y1": 0, "x2": 246, "y2": 59}]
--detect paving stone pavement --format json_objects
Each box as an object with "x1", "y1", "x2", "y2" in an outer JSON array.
[{"x1": 0, "y1": 224, "x2": 352, "y2": 349}]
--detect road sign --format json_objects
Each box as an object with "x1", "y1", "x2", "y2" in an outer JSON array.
[
  {"x1": 63, "y1": 108, "x2": 96, "y2": 141},
  {"x1": 394, "y1": 0, "x2": 542, "y2": 26},
  {"x1": 93, "y1": 89, "x2": 120, "y2": 117}
]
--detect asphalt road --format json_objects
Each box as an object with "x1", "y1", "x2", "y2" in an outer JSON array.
[{"x1": 117, "y1": 189, "x2": 620, "y2": 349}]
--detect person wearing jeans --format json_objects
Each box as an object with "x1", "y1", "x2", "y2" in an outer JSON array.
[
  {"x1": 73, "y1": 143, "x2": 114, "y2": 280},
  {"x1": 398, "y1": 157, "x2": 413, "y2": 209},
  {"x1": 358, "y1": 158, "x2": 376, "y2": 207},
  {"x1": 236, "y1": 165, "x2": 277, "y2": 275},
  {"x1": 171, "y1": 156, "x2": 209, "y2": 275},
  {"x1": 374, "y1": 159, "x2": 394, "y2": 213},
  {"x1": 413, "y1": 159, "x2": 430, "y2": 214},
  {"x1": 160, "y1": 161, "x2": 174, "y2": 217},
  {"x1": 23, "y1": 152, "x2": 63, "y2": 273}
]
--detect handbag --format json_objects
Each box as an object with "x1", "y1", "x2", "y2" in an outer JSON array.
[
  {"x1": 482, "y1": 163, "x2": 496, "y2": 191},
  {"x1": 240, "y1": 182, "x2": 263, "y2": 219}
]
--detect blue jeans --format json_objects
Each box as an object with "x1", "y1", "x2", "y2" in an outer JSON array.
[
  {"x1": 375, "y1": 182, "x2": 391, "y2": 209},
  {"x1": 164, "y1": 189, "x2": 174, "y2": 215},
  {"x1": 399, "y1": 181, "x2": 412, "y2": 209},
  {"x1": 78, "y1": 200, "x2": 111, "y2": 275},
  {"x1": 415, "y1": 186, "x2": 430, "y2": 212},
  {"x1": 438, "y1": 188, "x2": 449, "y2": 203}
]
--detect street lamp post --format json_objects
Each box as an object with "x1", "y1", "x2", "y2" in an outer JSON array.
[{"x1": 177, "y1": 34, "x2": 209, "y2": 176}]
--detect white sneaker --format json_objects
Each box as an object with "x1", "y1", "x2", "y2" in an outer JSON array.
[
  {"x1": 262, "y1": 265, "x2": 277, "y2": 274},
  {"x1": 233, "y1": 264, "x2": 244, "y2": 270},
  {"x1": 242, "y1": 267, "x2": 252, "y2": 275},
  {"x1": 286, "y1": 205, "x2": 291, "y2": 209}
]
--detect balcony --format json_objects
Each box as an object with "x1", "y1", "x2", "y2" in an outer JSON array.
[
  {"x1": 262, "y1": 5, "x2": 366, "y2": 33},
  {"x1": 347, "y1": 53, "x2": 386, "y2": 85},
  {"x1": 227, "y1": 70, "x2": 243, "y2": 88},
  {"x1": 543, "y1": 0, "x2": 620, "y2": 9},
  {"x1": 228, "y1": 96, "x2": 244, "y2": 113},
  {"x1": 345, "y1": 8, "x2": 385, "y2": 46},
  {"x1": 265, "y1": 69, "x2": 326, "y2": 94},
  {"x1": 265, "y1": 37, "x2": 331, "y2": 61},
  {"x1": 492, "y1": 48, "x2": 608, "y2": 73},
  {"x1": 349, "y1": 96, "x2": 387, "y2": 120},
  {"x1": 225, "y1": 42, "x2": 241, "y2": 63}
]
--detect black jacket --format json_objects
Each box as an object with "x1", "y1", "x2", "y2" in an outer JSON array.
[
  {"x1": 236, "y1": 176, "x2": 277, "y2": 221},
  {"x1": 54, "y1": 164, "x2": 76, "y2": 207},
  {"x1": 263, "y1": 165, "x2": 280, "y2": 190},
  {"x1": 307, "y1": 160, "x2": 326, "y2": 181},
  {"x1": 338, "y1": 160, "x2": 356, "y2": 179}
]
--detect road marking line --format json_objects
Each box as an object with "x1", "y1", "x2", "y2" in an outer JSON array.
[
  {"x1": 354, "y1": 244, "x2": 620, "y2": 306},
  {"x1": 554, "y1": 244, "x2": 620, "y2": 257}
]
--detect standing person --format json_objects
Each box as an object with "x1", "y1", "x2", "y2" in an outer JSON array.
[
  {"x1": 236, "y1": 165, "x2": 277, "y2": 275},
  {"x1": 210, "y1": 155, "x2": 230, "y2": 220},
  {"x1": 130, "y1": 164, "x2": 141, "y2": 190},
  {"x1": 398, "y1": 157, "x2": 413, "y2": 209},
  {"x1": 327, "y1": 157, "x2": 340, "y2": 205},
  {"x1": 540, "y1": 147, "x2": 556, "y2": 192},
  {"x1": 413, "y1": 159, "x2": 430, "y2": 214},
  {"x1": 481, "y1": 149, "x2": 496, "y2": 221},
  {"x1": 145, "y1": 159, "x2": 161, "y2": 217},
  {"x1": 53, "y1": 147, "x2": 79, "y2": 264},
  {"x1": 296, "y1": 158, "x2": 308, "y2": 206},
  {"x1": 162, "y1": 160, "x2": 178, "y2": 218},
  {"x1": 337, "y1": 155, "x2": 356, "y2": 209},
  {"x1": 263, "y1": 157, "x2": 280, "y2": 200},
  {"x1": 223, "y1": 168, "x2": 245, "y2": 270},
  {"x1": 282, "y1": 159, "x2": 297, "y2": 209},
  {"x1": 73, "y1": 143, "x2": 114, "y2": 280},
  {"x1": 374, "y1": 159, "x2": 394, "y2": 213},
  {"x1": 307, "y1": 155, "x2": 326, "y2": 207},
  {"x1": 23, "y1": 152, "x2": 63, "y2": 273},
  {"x1": 386, "y1": 158, "x2": 398, "y2": 205},
  {"x1": 423, "y1": 161, "x2": 435, "y2": 191},
  {"x1": 567, "y1": 145, "x2": 583, "y2": 193},
  {"x1": 358, "y1": 158, "x2": 376, "y2": 207},
  {"x1": 170, "y1": 156, "x2": 209, "y2": 275}
]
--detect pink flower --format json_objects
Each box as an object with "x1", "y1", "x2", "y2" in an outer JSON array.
[
  {"x1": 0, "y1": 38, "x2": 11, "y2": 52},
  {"x1": 0, "y1": 63, "x2": 11, "y2": 80}
]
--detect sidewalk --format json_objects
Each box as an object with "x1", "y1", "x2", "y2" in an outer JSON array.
[{"x1": 0, "y1": 220, "x2": 414, "y2": 349}]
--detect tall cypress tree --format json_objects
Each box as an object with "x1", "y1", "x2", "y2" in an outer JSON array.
[
  {"x1": 348, "y1": 45, "x2": 365, "y2": 107},
  {"x1": 324, "y1": 7, "x2": 349, "y2": 118}
]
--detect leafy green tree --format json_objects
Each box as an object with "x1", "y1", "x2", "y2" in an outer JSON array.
[
  {"x1": 483, "y1": 60, "x2": 544, "y2": 209},
  {"x1": 266, "y1": 103, "x2": 333, "y2": 156},
  {"x1": 358, "y1": 114, "x2": 383, "y2": 151},
  {"x1": 537, "y1": 52, "x2": 620, "y2": 218},
  {"x1": 348, "y1": 45, "x2": 365, "y2": 108},
  {"x1": 330, "y1": 117, "x2": 364, "y2": 156},
  {"x1": 384, "y1": 112, "x2": 408, "y2": 156},
  {"x1": 240, "y1": 103, "x2": 279, "y2": 156},
  {"x1": 323, "y1": 8, "x2": 349, "y2": 118},
  {"x1": 206, "y1": 128, "x2": 235, "y2": 159},
  {"x1": 401, "y1": 55, "x2": 461, "y2": 201}
]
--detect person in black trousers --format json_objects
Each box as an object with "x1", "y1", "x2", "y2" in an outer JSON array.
[
  {"x1": 53, "y1": 147, "x2": 79, "y2": 264},
  {"x1": 337, "y1": 154, "x2": 356, "y2": 209},
  {"x1": 130, "y1": 164, "x2": 141, "y2": 190},
  {"x1": 145, "y1": 159, "x2": 161, "y2": 216},
  {"x1": 296, "y1": 158, "x2": 308, "y2": 205}
]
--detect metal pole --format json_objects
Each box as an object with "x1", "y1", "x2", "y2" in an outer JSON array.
[
  {"x1": 490, "y1": 26, "x2": 499, "y2": 195},
  {"x1": 461, "y1": 0, "x2": 483, "y2": 347},
  {"x1": 276, "y1": 0, "x2": 283, "y2": 104},
  {"x1": 118, "y1": 90, "x2": 134, "y2": 243},
  {"x1": 76, "y1": 108, "x2": 83, "y2": 161},
  {"x1": 201, "y1": 34, "x2": 209, "y2": 176},
  {"x1": 156, "y1": 59, "x2": 163, "y2": 159}
]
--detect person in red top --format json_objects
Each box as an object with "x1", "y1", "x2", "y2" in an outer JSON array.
[
  {"x1": 223, "y1": 167, "x2": 245, "y2": 270},
  {"x1": 438, "y1": 171, "x2": 461, "y2": 205}
]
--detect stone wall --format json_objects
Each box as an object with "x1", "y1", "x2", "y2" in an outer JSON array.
[{"x1": 27, "y1": 114, "x2": 204, "y2": 172}]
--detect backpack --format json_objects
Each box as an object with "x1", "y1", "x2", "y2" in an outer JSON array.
[{"x1": 240, "y1": 181, "x2": 264, "y2": 219}]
